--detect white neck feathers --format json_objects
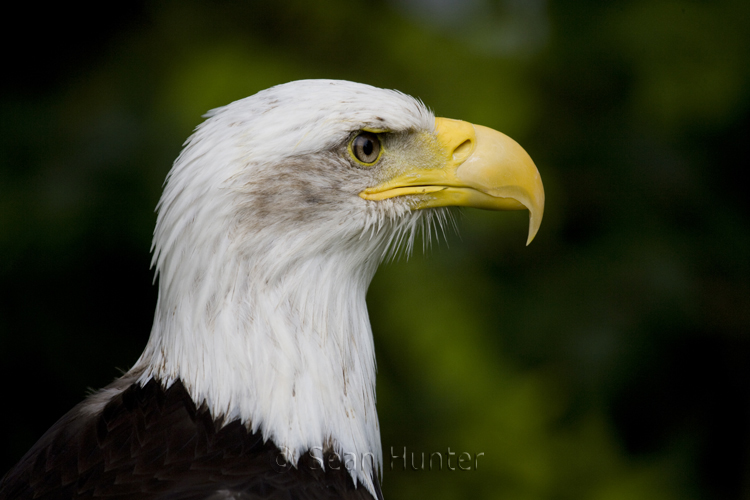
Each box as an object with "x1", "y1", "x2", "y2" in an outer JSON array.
[{"x1": 130, "y1": 80, "x2": 438, "y2": 493}]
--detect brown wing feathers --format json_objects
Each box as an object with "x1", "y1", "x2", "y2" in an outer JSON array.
[{"x1": 0, "y1": 379, "x2": 381, "y2": 500}]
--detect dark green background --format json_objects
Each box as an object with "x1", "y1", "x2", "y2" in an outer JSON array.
[{"x1": 1, "y1": 1, "x2": 748, "y2": 498}]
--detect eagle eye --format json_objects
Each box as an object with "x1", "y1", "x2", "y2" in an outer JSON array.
[{"x1": 349, "y1": 132, "x2": 382, "y2": 165}]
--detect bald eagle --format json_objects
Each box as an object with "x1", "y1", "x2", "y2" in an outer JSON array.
[{"x1": 0, "y1": 80, "x2": 543, "y2": 499}]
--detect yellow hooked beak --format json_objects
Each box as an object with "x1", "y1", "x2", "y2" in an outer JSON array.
[{"x1": 359, "y1": 118, "x2": 545, "y2": 245}]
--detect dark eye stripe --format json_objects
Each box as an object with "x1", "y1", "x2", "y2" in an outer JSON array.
[{"x1": 351, "y1": 132, "x2": 381, "y2": 164}]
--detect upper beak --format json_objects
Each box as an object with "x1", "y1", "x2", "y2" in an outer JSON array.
[{"x1": 360, "y1": 118, "x2": 545, "y2": 245}]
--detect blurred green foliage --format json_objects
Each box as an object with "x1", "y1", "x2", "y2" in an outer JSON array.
[{"x1": 1, "y1": 1, "x2": 748, "y2": 499}]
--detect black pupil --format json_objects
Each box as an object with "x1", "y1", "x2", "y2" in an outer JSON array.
[{"x1": 362, "y1": 139, "x2": 373, "y2": 156}]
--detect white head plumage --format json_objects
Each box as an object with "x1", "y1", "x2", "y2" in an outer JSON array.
[{"x1": 134, "y1": 80, "x2": 443, "y2": 494}]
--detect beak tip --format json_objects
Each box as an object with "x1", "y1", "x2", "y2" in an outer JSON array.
[
  {"x1": 526, "y1": 230, "x2": 536, "y2": 247},
  {"x1": 525, "y1": 208, "x2": 544, "y2": 246}
]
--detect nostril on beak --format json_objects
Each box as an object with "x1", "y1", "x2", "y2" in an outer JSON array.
[{"x1": 453, "y1": 139, "x2": 473, "y2": 162}]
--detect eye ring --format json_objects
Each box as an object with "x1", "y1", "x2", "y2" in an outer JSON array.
[{"x1": 349, "y1": 132, "x2": 382, "y2": 166}]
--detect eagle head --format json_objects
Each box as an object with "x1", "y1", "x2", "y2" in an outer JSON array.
[{"x1": 134, "y1": 79, "x2": 544, "y2": 493}]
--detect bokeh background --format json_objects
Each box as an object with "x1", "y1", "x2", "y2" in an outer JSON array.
[{"x1": 1, "y1": 1, "x2": 748, "y2": 499}]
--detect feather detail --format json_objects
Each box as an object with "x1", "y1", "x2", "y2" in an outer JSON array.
[{"x1": 132, "y1": 80, "x2": 438, "y2": 494}]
